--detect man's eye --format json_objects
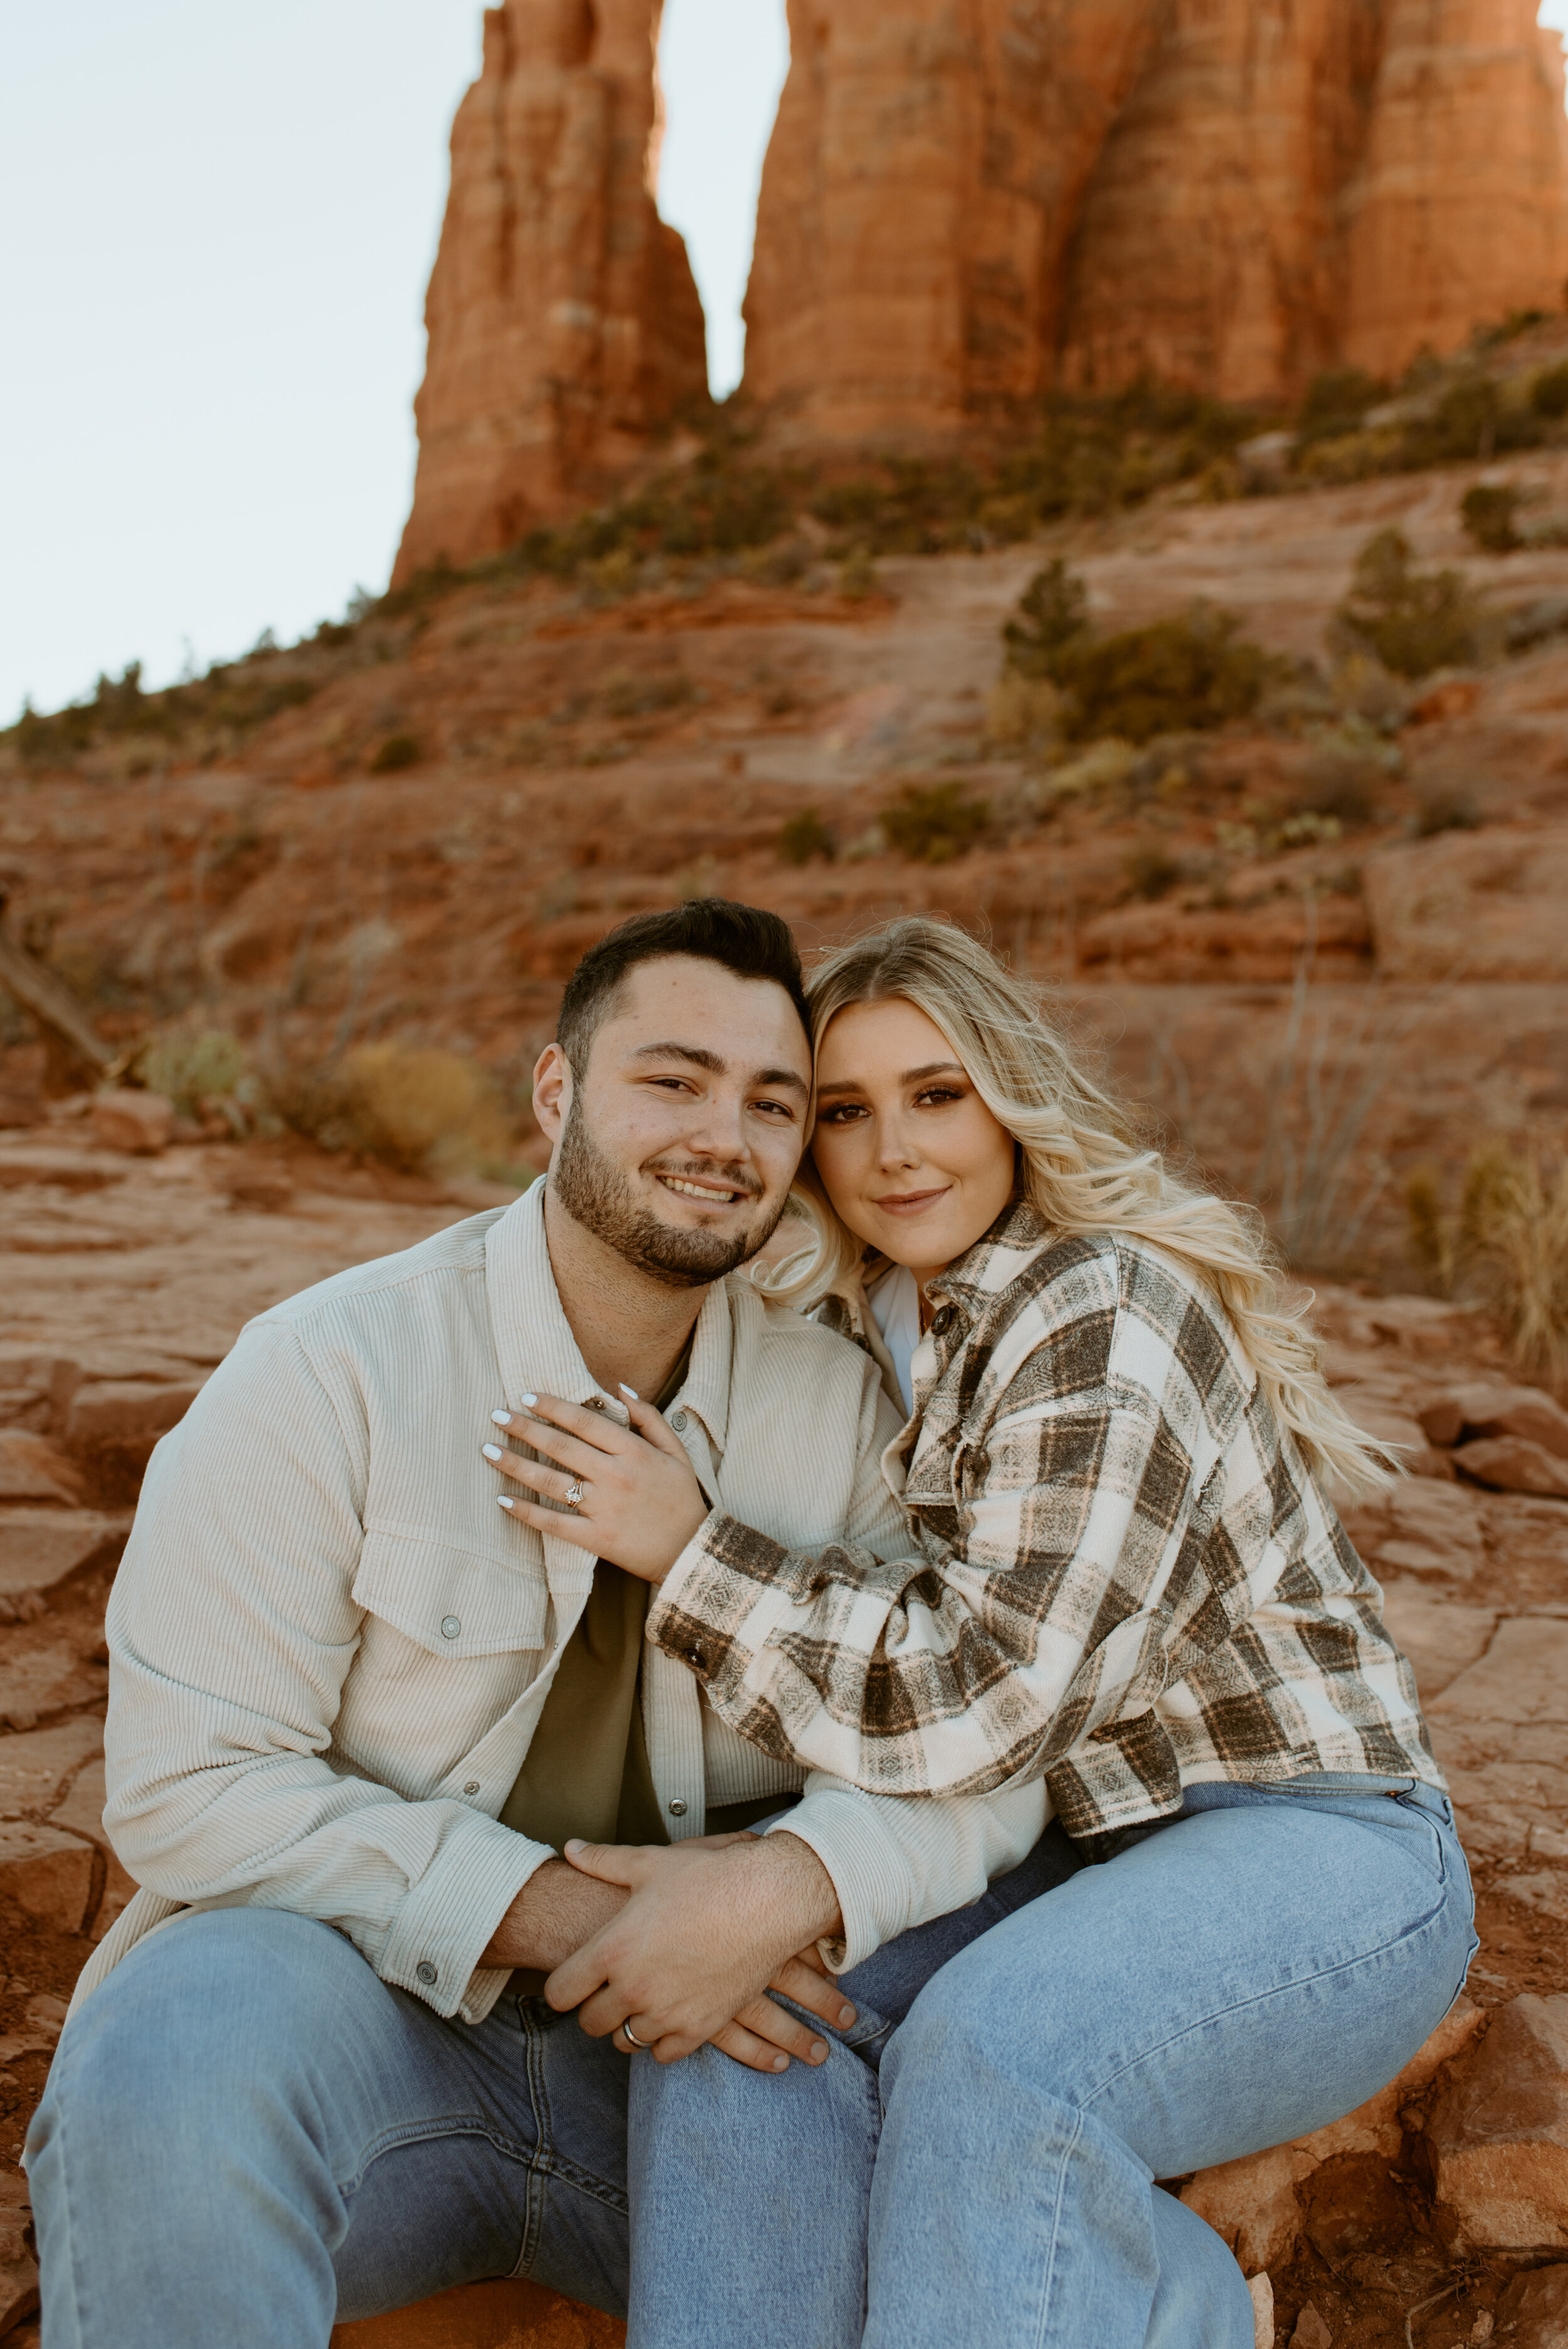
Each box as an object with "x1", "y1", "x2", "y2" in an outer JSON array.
[{"x1": 752, "y1": 1100, "x2": 796, "y2": 1120}]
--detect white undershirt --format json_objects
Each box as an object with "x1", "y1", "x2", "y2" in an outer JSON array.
[{"x1": 867, "y1": 1261, "x2": 922, "y2": 1418}]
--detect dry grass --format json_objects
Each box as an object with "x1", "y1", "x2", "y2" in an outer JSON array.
[
  {"x1": 1406, "y1": 1142, "x2": 1568, "y2": 1379},
  {"x1": 260, "y1": 1041, "x2": 516, "y2": 1178}
]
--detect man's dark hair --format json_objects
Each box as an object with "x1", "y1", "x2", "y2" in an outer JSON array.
[{"x1": 556, "y1": 898, "x2": 810, "y2": 1076}]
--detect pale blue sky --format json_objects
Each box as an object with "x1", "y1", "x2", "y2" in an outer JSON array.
[{"x1": 2, "y1": 1, "x2": 1562, "y2": 724}]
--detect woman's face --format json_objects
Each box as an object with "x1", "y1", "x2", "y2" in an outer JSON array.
[{"x1": 810, "y1": 997, "x2": 1017, "y2": 1283}]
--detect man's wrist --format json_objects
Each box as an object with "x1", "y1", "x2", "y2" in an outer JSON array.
[
  {"x1": 480, "y1": 1857, "x2": 628, "y2": 1971},
  {"x1": 755, "y1": 1828, "x2": 844, "y2": 1947}
]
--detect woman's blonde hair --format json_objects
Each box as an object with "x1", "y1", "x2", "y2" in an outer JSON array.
[{"x1": 774, "y1": 915, "x2": 1394, "y2": 1499}]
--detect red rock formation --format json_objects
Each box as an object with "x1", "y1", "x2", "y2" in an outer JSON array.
[
  {"x1": 394, "y1": 1, "x2": 707, "y2": 581},
  {"x1": 741, "y1": 0, "x2": 1568, "y2": 425}
]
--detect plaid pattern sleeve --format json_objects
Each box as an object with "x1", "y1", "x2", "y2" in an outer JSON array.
[{"x1": 647, "y1": 1210, "x2": 1439, "y2": 1835}]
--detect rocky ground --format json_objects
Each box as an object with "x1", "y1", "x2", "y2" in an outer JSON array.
[
  {"x1": 4, "y1": 447, "x2": 1568, "y2": 1286},
  {"x1": 0, "y1": 1118, "x2": 1564, "y2": 2348}
]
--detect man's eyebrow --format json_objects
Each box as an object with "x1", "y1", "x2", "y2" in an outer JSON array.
[
  {"x1": 628, "y1": 1041, "x2": 809, "y2": 1096},
  {"x1": 816, "y1": 1059, "x2": 966, "y2": 1096}
]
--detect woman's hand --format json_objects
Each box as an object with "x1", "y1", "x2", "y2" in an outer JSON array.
[
  {"x1": 483, "y1": 1391, "x2": 709, "y2": 1583},
  {"x1": 544, "y1": 1833, "x2": 852, "y2": 2067}
]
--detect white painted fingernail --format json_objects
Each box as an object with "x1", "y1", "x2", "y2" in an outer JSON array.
[
  {"x1": 482, "y1": 1443, "x2": 504, "y2": 1461},
  {"x1": 519, "y1": 1393, "x2": 538, "y2": 1408},
  {"x1": 618, "y1": 1383, "x2": 638, "y2": 1399},
  {"x1": 497, "y1": 1495, "x2": 515, "y2": 1510},
  {"x1": 491, "y1": 1409, "x2": 512, "y2": 1426}
]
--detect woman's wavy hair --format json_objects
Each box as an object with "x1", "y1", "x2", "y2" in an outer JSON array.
[{"x1": 772, "y1": 915, "x2": 1395, "y2": 1498}]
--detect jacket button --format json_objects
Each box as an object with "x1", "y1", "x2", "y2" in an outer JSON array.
[
  {"x1": 668, "y1": 1798, "x2": 688, "y2": 1817},
  {"x1": 440, "y1": 1616, "x2": 461, "y2": 1639},
  {"x1": 932, "y1": 1306, "x2": 955, "y2": 1335},
  {"x1": 670, "y1": 1408, "x2": 688, "y2": 1432},
  {"x1": 463, "y1": 1780, "x2": 480, "y2": 1797},
  {"x1": 416, "y1": 1961, "x2": 438, "y2": 1986},
  {"x1": 684, "y1": 1648, "x2": 706, "y2": 1670}
]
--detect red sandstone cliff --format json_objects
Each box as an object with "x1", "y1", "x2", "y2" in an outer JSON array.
[
  {"x1": 398, "y1": 0, "x2": 1568, "y2": 569},
  {"x1": 394, "y1": 1, "x2": 707, "y2": 581},
  {"x1": 743, "y1": 0, "x2": 1568, "y2": 425}
]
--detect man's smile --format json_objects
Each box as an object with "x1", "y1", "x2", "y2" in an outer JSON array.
[{"x1": 656, "y1": 1173, "x2": 751, "y2": 1205}]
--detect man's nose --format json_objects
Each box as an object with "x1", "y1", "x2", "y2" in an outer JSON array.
[{"x1": 682, "y1": 1092, "x2": 754, "y2": 1161}]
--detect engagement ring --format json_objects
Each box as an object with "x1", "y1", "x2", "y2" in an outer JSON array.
[{"x1": 564, "y1": 1479, "x2": 585, "y2": 1509}]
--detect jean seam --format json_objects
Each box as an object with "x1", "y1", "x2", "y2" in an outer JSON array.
[
  {"x1": 1029, "y1": 2098, "x2": 1083, "y2": 2349},
  {"x1": 1078, "y1": 1882, "x2": 1458, "y2": 2116}
]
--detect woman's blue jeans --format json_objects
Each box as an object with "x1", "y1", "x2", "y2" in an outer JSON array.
[
  {"x1": 26, "y1": 1776, "x2": 1473, "y2": 2348},
  {"x1": 629, "y1": 1776, "x2": 1476, "y2": 2349}
]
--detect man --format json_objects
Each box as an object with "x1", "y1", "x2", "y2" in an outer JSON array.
[{"x1": 29, "y1": 900, "x2": 1055, "y2": 2345}]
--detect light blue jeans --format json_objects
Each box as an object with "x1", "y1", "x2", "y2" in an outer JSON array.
[
  {"x1": 25, "y1": 1825, "x2": 1071, "y2": 2346},
  {"x1": 629, "y1": 1776, "x2": 1477, "y2": 2349}
]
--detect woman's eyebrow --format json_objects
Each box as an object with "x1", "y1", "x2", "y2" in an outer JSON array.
[{"x1": 815, "y1": 1060, "x2": 965, "y2": 1096}]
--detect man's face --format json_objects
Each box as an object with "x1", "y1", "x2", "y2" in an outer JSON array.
[{"x1": 532, "y1": 955, "x2": 812, "y2": 1287}]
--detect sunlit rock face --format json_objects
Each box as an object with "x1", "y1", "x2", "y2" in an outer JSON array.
[
  {"x1": 394, "y1": 0, "x2": 707, "y2": 581},
  {"x1": 741, "y1": 0, "x2": 1568, "y2": 428}
]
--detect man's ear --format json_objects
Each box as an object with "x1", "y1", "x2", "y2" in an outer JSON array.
[{"x1": 532, "y1": 1042, "x2": 573, "y2": 1157}]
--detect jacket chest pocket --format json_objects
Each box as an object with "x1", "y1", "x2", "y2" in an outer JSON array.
[{"x1": 353, "y1": 1525, "x2": 551, "y2": 1662}]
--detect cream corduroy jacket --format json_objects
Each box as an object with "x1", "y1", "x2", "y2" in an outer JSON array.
[{"x1": 73, "y1": 1181, "x2": 1044, "y2": 2023}]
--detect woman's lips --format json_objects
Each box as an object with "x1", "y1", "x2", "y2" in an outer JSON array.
[{"x1": 871, "y1": 1186, "x2": 951, "y2": 1216}]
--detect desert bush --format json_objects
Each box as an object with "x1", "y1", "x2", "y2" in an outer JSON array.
[
  {"x1": 1293, "y1": 730, "x2": 1391, "y2": 827},
  {"x1": 777, "y1": 809, "x2": 836, "y2": 866},
  {"x1": 881, "y1": 782, "x2": 990, "y2": 864},
  {"x1": 136, "y1": 1027, "x2": 248, "y2": 1120},
  {"x1": 1002, "y1": 561, "x2": 1091, "y2": 680},
  {"x1": 837, "y1": 547, "x2": 880, "y2": 600},
  {"x1": 1331, "y1": 529, "x2": 1483, "y2": 678},
  {"x1": 1412, "y1": 780, "x2": 1482, "y2": 837},
  {"x1": 1002, "y1": 563, "x2": 1276, "y2": 744},
  {"x1": 1532, "y1": 362, "x2": 1568, "y2": 420},
  {"x1": 368, "y1": 732, "x2": 422, "y2": 774},
  {"x1": 1295, "y1": 369, "x2": 1387, "y2": 449},
  {"x1": 1123, "y1": 842, "x2": 1181, "y2": 901},
  {"x1": 1461, "y1": 483, "x2": 1523, "y2": 553},
  {"x1": 1055, "y1": 608, "x2": 1275, "y2": 744},
  {"x1": 261, "y1": 1042, "x2": 513, "y2": 1175}
]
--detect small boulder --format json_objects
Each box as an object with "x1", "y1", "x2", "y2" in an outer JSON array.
[
  {"x1": 0, "y1": 2172, "x2": 38, "y2": 2340},
  {"x1": 0, "y1": 1509, "x2": 129, "y2": 1600},
  {"x1": 1454, "y1": 1435, "x2": 1568, "y2": 1501},
  {"x1": 0, "y1": 1431, "x2": 83, "y2": 1506},
  {"x1": 1291, "y1": 2306, "x2": 1333, "y2": 2349},
  {"x1": 90, "y1": 1090, "x2": 175, "y2": 1155},
  {"x1": 0, "y1": 1820, "x2": 98, "y2": 1935},
  {"x1": 1426, "y1": 1994, "x2": 1568, "y2": 2253},
  {"x1": 66, "y1": 1379, "x2": 200, "y2": 1454},
  {"x1": 1420, "y1": 1384, "x2": 1568, "y2": 1461},
  {"x1": 1496, "y1": 2262, "x2": 1568, "y2": 2344}
]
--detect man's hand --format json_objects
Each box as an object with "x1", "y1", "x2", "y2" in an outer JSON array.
[{"x1": 545, "y1": 1832, "x2": 853, "y2": 2066}]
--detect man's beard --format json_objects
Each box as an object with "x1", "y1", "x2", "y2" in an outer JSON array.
[{"x1": 552, "y1": 1098, "x2": 786, "y2": 1288}]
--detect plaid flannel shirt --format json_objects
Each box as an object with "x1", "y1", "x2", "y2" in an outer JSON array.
[{"x1": 647, "y1": 1204, "x2": 1440, "y2": 1840}]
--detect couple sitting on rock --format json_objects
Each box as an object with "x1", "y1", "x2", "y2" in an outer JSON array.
[{"x1": 28, "y1": 900, "x2": 1474, "y2": 2348}]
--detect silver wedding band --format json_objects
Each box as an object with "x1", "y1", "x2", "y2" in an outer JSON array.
[
  {"x1": 620, "y1": 2020, "x2": 649, "y2": 2050},
  {"x1": 564, "y1": 1478, "x2": 585, "y2": 1510}
]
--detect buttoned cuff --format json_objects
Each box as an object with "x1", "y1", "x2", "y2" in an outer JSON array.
[{"x1": 378, "y1": 1810, "x2": 554, "y2": 2023}]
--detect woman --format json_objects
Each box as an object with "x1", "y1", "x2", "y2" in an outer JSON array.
[{"x1": 494, "y1": 917, "x2": 1474, "y2": 2349}]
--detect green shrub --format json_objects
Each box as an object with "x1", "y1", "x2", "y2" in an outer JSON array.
[
  {"x1": 881, "y1": 782, "x2": 990, "y2": 864},
  {"x1": 1461, "y1": 483, "x2": 1523, "y2": 553},
  {"x1": 1331, "y1": 529, "x2": 1483, "y2": 677},
  {"x1": 1296, "y1": 369, "x2": 1385, "y2": 448},
  {"x1": 1532, "y1": 363, "x2": 1568, "y2": 420},
  {"x1": 1054, "y1": 607, "x2": 1275, "y2": 745},
  {"x1": 137, "y1": 1027, "x2": 248, "y2": 1118},
  {"x1": 1003, "y1": 561, "x2": 1091, "y2": 680},
  {"x1": 777, "y1": 809, "x2": 836, "y2": 866},
  {"x1": 368, "y1": 731, "x2": 422, "y2": 773}
]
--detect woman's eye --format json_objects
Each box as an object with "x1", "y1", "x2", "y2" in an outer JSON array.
[
  {"x1": 916, "y1": 1087, "x2": 964, "y2": 1108},
  {"x1": 817, "y1": 1103, "x2": 867, "y2": 1125}
]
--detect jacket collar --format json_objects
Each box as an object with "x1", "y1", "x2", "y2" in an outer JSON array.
[
  {"x1": 926, "y1": 1199, "x2": 1053, "y2": 1323},
  {"x1": 484, "y1": 1178, "x2": 732, "y2": 1452}
]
